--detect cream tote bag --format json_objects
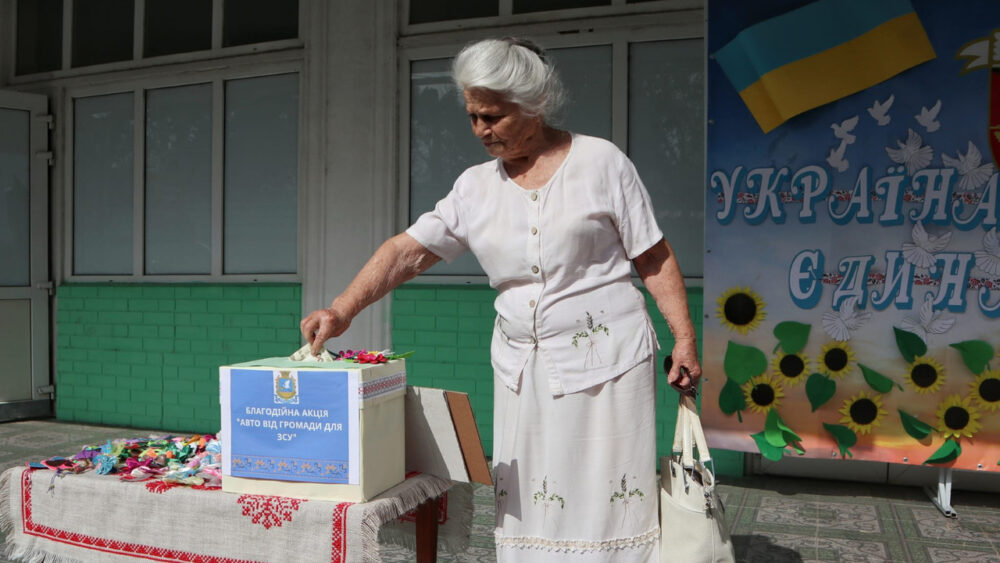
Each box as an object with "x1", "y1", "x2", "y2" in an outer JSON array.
[{"x1": 659, "y1": 394, "x2": 735, "y2": 563}]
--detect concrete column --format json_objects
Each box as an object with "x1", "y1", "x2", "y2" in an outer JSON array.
[{"x1": 300, "y1": 0, "x2": 399, "y2": 352}]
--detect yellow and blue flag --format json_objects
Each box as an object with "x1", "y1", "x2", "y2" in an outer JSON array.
[{"x1": 714, "y1": 0, "x2": 935, "y2": 133}]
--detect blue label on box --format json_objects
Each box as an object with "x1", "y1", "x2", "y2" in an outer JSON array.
[{"x1": 228, "y1": 368, "x2": 354, "y2": 484}]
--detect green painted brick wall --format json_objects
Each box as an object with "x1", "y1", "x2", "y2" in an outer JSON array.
[
  {"x1": 391, "y1": 283, "x2": 744, "y2": 477},
  {"x1": 55, "y1": 283, "x2": 302, "y2": 433}
]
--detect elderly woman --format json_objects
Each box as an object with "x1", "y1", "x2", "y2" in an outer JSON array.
[{"x1": 301, "y1": 37, "x2": 701, "y2": 562}]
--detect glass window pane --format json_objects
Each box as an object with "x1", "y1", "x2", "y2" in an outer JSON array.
[
  {"x1": 223, "y1": 0, "x2": 298, "y2": 47},
  {"x1": 224, "y1": 74, "x2": 298, "y2": 274},
  {"x1": 74, "y1": 93, "x2": 134, "y2": 275},
  {"x1": 409, "y1": 0, "x2": 497, "y2": 25},
  {"x1": 72, "y1": 0, "x2": 134, "y2": 68},
  {"x1": 548, "y1": 45, "x2": 612, "y2": 140},
  {"x1": 512, "y1": 0, "x2": 608, "y2": 14},
  {"x1": 145, "y1": 84, "x2": 212, "y2": 275},
  {"x1": 408, "y1": 58, "x2": 485, "y2": 276},
  {"x1": 628, "y1": 39, "x2": 705, "y2": 277},
  {"x1": 15, "y1": 0, "x2": 63, "y2": 75},
  {"x1": 145, "y1": 0, "x2": 212, "y2": 58},
  {"x1": 0, "y1": 108, "x2": 30, "y2": 286}
]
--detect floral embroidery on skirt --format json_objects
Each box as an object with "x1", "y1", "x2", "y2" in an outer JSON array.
[{"x1": 493, "y1": 351, "x2": 658, "y2": 562}]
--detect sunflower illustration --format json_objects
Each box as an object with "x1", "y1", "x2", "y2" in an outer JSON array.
[
  {"x1": 838, "y1": 390, "x2": 887, "y2": 435},
  {"x1": 904, "y1": 356, "x2": 946, "y2": 395},
  {"x1": 936, "y1": 395, "x2": 982, "y2": 439},
  {"x1": 817, "y1": 342, "x2": 855, "y2": 379},
  {"x1": 716, "y1": 287, "x2": 766, "y2": 335},
  {"x1": 772, "y1": 351, "x2": 809, "y2": 386},
  {"x1": 969, "y1": 370, "x2": 1000, "y2": 412},
  {"x1": 743, "y1": 373, "x2": 785, "y2": 414}
]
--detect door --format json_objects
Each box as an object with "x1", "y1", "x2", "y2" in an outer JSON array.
[{"x1": 0, "y1": 90, "x2": 51, "y2": 422}]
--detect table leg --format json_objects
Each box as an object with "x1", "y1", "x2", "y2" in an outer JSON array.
[{"x1": 414, "y1": 496, "x2": 439, "y2": 563}]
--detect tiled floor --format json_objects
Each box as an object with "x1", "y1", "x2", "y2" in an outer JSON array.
[{"x1": 2, "y1": 419, "x2": 998, "y2": 562}]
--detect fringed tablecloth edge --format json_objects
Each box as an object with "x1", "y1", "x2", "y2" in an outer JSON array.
[
  {"x1": 0, "y1": 467, "x2": 75, "y2": 563},
  {"x1": 0, "y1": 467, "x2": 14, "y2": 562},
  {"x1": 352, "y1": 474, "x2": 455, "y2": 563},
  {"x1": 377, "y1": 482, "x2": 473, "y2": 555}
]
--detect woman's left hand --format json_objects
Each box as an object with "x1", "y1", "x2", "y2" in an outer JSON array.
[{"x1": 667, "y1": 338, "x2": 701, "y2": 393}]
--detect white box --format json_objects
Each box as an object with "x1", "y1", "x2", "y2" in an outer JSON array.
[{"x1": 219, "y1": 358, "x2": 405, "y2": 502}]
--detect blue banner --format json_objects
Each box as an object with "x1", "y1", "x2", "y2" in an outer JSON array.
[
  {"x1": 705, "y1": 0, "x2": 1000, "y2": 471},
  {"x1": 227, "y1": 368, "x2": 355, "y2": 484}
]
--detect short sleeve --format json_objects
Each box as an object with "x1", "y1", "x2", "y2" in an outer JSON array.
[
  {"x1": 405, "y1": 184, "x2": 469, "y2": 263},
  {"x1": 612, "y1": 153, "x2": 664, "y2": 259}
]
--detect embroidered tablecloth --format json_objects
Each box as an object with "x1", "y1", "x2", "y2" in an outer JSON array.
[{"x1": 0, "y1": 467, "x2": 471, "y2": 563}]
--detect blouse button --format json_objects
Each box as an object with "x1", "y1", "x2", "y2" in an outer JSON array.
[
  {"x1": 530, "y1": 227, "x2": 538, "y2": 235},
  {"x1": 529, "y1": 300, "x2": 536, "y2": 307},
  {"x1": 531, "y1": 265, "x2": 539, "y2": 274},
  {"x1": 530, "y1": 192, "x2": 538, "y2": 201}
]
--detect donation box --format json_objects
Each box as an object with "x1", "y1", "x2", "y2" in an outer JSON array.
[{"x1": 219, "y1": 358, "x2": 406, "y2": 502}]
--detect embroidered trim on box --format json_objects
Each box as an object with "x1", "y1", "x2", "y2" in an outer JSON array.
[
  {"x1": 494, "y1": 527, "x2": 658, "y2": 553},
  {"x1": 359, "y1": 371, "x2": 406, "y2": 401}
]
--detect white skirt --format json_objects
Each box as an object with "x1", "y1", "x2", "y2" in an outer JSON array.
[{"x1": 493, "y1": 351, "x2": 659, "y2": 563}]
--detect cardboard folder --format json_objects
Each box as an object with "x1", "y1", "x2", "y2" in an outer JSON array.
[{"x1": 405, "y1": 386, "x2": 492, "y2": 486}]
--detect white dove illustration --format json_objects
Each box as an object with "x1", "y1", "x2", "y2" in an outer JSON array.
[
  {"x1": 915, "y1": 99, "x2": 942, "y2": 133},
  {"x1": 822, "y1": 295, "x2": 871, "y2": 341},
  {"x1": 831, "y1": 115, "x2": 859, "y2": 144},
  {"x1": 886, "y1": 128, "x2": 934, "y2": 176},
  {"x1": 974, "y1": 229, "x2": 1000, "y2": 276},
  {"x1": 901, "y1": 222, "x2": 951, "y2": 269},
  {"x1": 826, "y1": 140, "x2": 849, "y2": 172},
  {"x1": 941, "y1": 141, "x2": 995, "y2": 191},
  {"x1": 867, "y1": 94, "x2": 894, "y2": 126},
  {"x1": 900, "y1": 293, "x2": 956, "y2": 344}
]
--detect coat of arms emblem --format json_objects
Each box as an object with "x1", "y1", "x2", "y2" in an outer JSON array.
[{"x1": 274, "y1": 370, "x2": 299, "y2": 404}]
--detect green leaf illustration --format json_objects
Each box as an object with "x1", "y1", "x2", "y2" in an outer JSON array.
[
  {"x1": 773, "y1": 321, "x2": 811, "y2": 354},
  {"x1": 805, "y1": 373, "x2": 836, "y2": 412},
  {"x1": 898, "y1": 409, "x2": 932, "y2": 440},
  {"x1": 924, "y1": 439, "x2": 962, "y2": 465},
  {"x1": 718, "y1": 378, "x2": 746, "y2": 416},
  {"x1": 822, "y1": 423, "x2": 856, "y2": 458},
  {"x1": 949, "y1": 340, "x2": 994, "y2": 375},
  {"x1": 724, "y1": 341, "x2": 767, "y2": 384},
  {"x1": 859, "y1": 363, "x2": 901, "y2": 393},
  {"x1": 751, "y1": 431, "x2": 785, "y2": 462},
  {"x1": 764, "y1": 409, "x2": 802, "y2": 449},
  {"x1": 893, "y1": 327, "x2": 926, "y2": 363}
]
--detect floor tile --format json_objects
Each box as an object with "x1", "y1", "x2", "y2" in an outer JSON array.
[
  {"x1": 922, "y1": 545, "x2": 999, "y2": 563},
  {"x1": 908, "y1": 506, "x2": 998, "y2": 544}
]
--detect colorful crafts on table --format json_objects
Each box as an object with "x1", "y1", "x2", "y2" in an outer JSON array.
[{"x1": 28, "y1": 435, "x2": 222, "y2": 488}]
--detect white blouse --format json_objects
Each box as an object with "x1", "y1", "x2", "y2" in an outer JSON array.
[{"x1": 407, "y1": 134, "x2": 663, "y2": 395}]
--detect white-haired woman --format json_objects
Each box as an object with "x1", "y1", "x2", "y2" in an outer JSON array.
[{"x1": 301, "y1": 37, "x2": 701, "y2": 562}]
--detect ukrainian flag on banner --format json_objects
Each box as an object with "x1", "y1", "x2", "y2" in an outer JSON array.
[{"x1": 714, "y1": 0, "x2": 935, "y2": 133}]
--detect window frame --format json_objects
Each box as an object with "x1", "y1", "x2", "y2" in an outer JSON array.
[
  {"x1": 398, "y1": 4, "x2": 705, "y2": 285},
  {"x1": 399, "y1": 0, "x2": 701, "y2": 36},
  {"x1": 5, "y1": 0, "x2": 304, "y2": 84},
  {"x1": 62, "y1": 57, "x2": 305, "y2": 283}
]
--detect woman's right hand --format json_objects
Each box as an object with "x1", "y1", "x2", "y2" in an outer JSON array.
[{"x1": 300, "y1": 305, "x2": 352, "y2": 355}]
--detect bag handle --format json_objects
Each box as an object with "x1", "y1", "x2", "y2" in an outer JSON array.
[
  {"x1": 670, "y1": 394, "x2": 689, "y2": 455},
  {"x1": 679, "y1": 394, "x2": 713, "y2": 467}
]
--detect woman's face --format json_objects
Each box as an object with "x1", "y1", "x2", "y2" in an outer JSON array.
[{"x1": 463, "y1": 88, "x2": 543, "y2": 162}]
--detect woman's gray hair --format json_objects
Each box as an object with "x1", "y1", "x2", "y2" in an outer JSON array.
[{"x1": 452, "y1": 37, "x2": 566, "y2": 123}]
